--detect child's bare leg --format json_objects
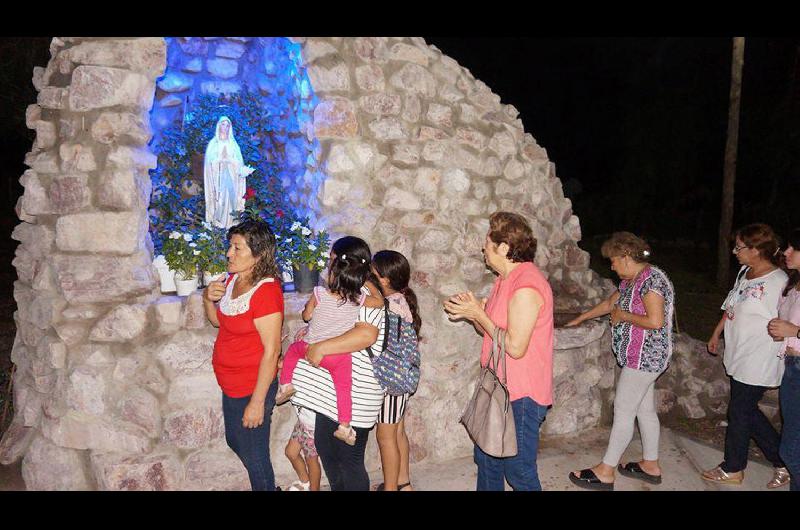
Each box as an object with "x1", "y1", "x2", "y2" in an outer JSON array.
[
  {"x1": 396, "y1": 417, "x2": 413, "y2": 491},
  {"x1": 285, "y1": 439, "x2": 309, "y2": 483},
  {"x1": 307, "y1": 455, "x2": 322, "y2": 491}
]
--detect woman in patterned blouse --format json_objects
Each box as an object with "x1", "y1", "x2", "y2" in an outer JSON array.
[{"x1": 566, "y1": 232, "x2": 674, "y2": 490}]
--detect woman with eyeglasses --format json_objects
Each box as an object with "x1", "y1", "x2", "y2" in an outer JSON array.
[{"x1": 702, "y1": 223, "x2": 790, "y2": 488}]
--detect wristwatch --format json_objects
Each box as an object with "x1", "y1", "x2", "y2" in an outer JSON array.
[{"x1": 796, "y1": 328, "x2": 800, "y2": 339}]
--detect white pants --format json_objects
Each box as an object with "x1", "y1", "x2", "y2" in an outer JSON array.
[{"x1": 602, "y1": 367, "x2": 662, "y2": 466}]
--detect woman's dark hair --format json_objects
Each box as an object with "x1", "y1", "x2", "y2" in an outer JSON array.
[
  {"x1": 329, "y1": 236, "x2": 372, "y2": 305},
  {"x1": 734, "y1": 223, "x2": 781, "y2": 266},
  {"x1": 227, "y1": 219, "x2": 280, "y2": 283},
  {"x1": 601, "y1": 232, "x2": 652, "y2": 263},
  {"x1": 488, "y1": 211, "x2": 537, "y2": 263},
  {"x1": 783, "y1": 228, "x2": 800, "y2": 296},
  {"x1": 373, "y1": 250, "x2": 422, "y2": 337}
]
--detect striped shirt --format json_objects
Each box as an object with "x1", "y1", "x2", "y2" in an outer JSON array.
[
  {"x1": 304, "y1": 286, "x2": 366, "y2": 344},
  {"x1": 290, "y1": 304, "x2": 386, "y2": 429}
]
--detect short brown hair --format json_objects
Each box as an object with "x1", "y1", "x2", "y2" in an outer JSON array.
[
  {"x1": 735, "y1": 223, "x2": 781, "y2": 265},
  {"x1": 488, "y1": 211, "x2": 537, "y2": 263},
  {"x1": 601, "y1": 232, "x2": 651, "y2": 263}
]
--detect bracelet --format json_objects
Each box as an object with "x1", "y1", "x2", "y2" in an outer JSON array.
[{"x1": 796, "y1": 328, "x2": 800, "y2": 340}]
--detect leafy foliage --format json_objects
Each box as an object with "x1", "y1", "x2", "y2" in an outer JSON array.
[{"x1": 149, "y1": 89, "x2": 291, "y2": 257}]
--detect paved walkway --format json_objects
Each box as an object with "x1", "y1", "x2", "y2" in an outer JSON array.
[
  {"x1": 370, "y1": 427, "x2": 790, "y2": 492},
  {"x1": 0, "y1": 427, "x2": 791, "y2": 491}
]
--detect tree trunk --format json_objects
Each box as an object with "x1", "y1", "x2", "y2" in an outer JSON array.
[{"x1": 717, "y1": 37, "x2": 746, "y2": 289}]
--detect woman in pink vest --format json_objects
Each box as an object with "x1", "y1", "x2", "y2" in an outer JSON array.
[{"x1": 444, "y1": 211, "x2": 554, "y2": 491}]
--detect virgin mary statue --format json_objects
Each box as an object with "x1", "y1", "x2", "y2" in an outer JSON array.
[{"x1": 203, "y1": 116, "x2": 254, "y2": 229}]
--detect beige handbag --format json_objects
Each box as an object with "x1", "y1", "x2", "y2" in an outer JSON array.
[{"x1": 459, "y1": 327, "x2": 517, "y2": 458}]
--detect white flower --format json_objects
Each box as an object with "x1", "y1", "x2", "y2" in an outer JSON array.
[
  {"x1": 285, "y1": 237, "x2": 293, "y2": 243},
  {"x1": 202, "y1": 221, "x2": 212, "y2": 230},
  {"x1": 307, "y1": 244, "x2": 317, "y2": 252},
  {"x1": 169, "y1": 231, "x2": 181, "y2": 239},
  {"x1": 291, "y1": 222, "x2": 302, "y2": 231},
  {"x1": 198, "y1": 233, "x2": 210, "y2": 240},
  {"x1": 189, "y1": 242, "x2": 197, "y2": 248},
  {"x1": 193, "y1": 250, "x2": 201, "y2": 256},
  {"x1": 317, "y1": 260, "x2": 325, "y2": 268},
  {"x1": 301, "y1": 227, "x2": 311, "y2": 236},
  {"x1": 177, "y1": 251, "x2": 183, "y2": 255},
  {"x1": 183, "y1": 233, "x2": 193, "y2": 242}
]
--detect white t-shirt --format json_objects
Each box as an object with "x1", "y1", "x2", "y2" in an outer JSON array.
[
  {"x1": 289, "y1": 304, "x2": 386, "y2": 429},
  {"x1": 721, "y1": 266, "x2": 788, "y2": 387}
]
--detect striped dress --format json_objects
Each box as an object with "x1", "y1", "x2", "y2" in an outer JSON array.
[
  {"x1": 290, "y1": 303, "x2": 386, "y2": 429},
  {"x1": 611, "y1": 265, "x2": 675, "y2": 373}
]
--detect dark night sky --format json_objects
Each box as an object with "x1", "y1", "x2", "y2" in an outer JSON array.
[{"x1": 1, "y1": 37, "x2": 799, "y2": 254}]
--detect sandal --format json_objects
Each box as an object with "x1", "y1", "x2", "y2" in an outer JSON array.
[
  {"x1": 275, "y1": 384, "x2": 296, "y2": 405},
  {"x1": 701, "y1": 466, "x2": 743, "y2": 485},
  {"x1": 617, "y1": 462, "x2": 662, "y2": 485},
  {"x1": 767, "y1": 467, "x2": 790, "y2": 489},
  {"x1": 333, "y1": 425, "x2": 357, "y2": 446},
  {"x1": 375, "y1": 482, "x2": 412, "y2": 491},
  {"x1": 568, "y1": 468, "x2": 614, "y2": 491}
]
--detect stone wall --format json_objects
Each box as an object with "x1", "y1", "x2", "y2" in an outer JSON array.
[{"x1": 2, "y1": 36, "x2": 630, "y2": 490}]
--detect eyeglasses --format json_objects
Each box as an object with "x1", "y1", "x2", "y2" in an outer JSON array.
[{"x1": 732, "y1": 244, "x2": 749, "y2": 254}]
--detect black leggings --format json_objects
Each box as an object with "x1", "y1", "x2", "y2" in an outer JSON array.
[{"x1": 314, "y1": 413, "x2": 371, "y2": 491}]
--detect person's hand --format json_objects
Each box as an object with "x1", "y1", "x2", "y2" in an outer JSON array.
[
  {"x1": 564, "y1": 316, "x2": 583, "y2": 327},
  {"x1": 443, "y1": 291, "x2": 484, "y2": 321},
  {"x1": 609, "y1": 306, "x2": 627, "y2": 326},
  {"x1": 707, "y1": 333, "x2": 721, "y2": 355},
  {"x1": 305, "y1": 343, "x2": 323, "y2": 368},
  {"x1": 242, "y1": 399, "x2": 265, "y2": 429},
  {"x1": 204, "y1": 280, "x2": 226, "y2": 303},
  {"x1": 768, "y1": 318, "x2": 798, "y2": 339},
  {"x1": 294, "y1": 325, "x2": 309, "y2": 342}
]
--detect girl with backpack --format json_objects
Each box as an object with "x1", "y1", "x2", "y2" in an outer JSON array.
[
  {"x1": 372, "y1": 250, "x2": 422, "y2": 491},
  {"x1": 276, "y1": 239, "x2": 374, "y2": 446}
]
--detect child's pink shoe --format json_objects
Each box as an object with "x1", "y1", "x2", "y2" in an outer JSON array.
[
  {"x1": 333, "y1": 424, "x2": 356, "y2": 446},
  {"x1": 275, "y1": 383, "x2": 296, "y2": 405}
]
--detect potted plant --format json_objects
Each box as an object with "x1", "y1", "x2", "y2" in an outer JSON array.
[
  {"x1": 283, "y1": 220, "x2": 330, "y2": 294},
  {"x1": 163, "y1": 230, "x2": 201, "y2": 296},
  {"x1": 153, "y1": 254, "x2": 177, "y2": 293},
  {"x1": 197, "y1": 222, "x2": 229, "y2": 287}
]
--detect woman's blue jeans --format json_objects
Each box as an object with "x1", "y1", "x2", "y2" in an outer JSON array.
[
  {"x1": 222, "y1": 380, "x2": 278, "y2": 491},
  {"x1": 474, "y1": 396, "x2": 549, "y2": 491},
  {"x1": 780, "y1": 356, "x2": 800, "y2": 491}
]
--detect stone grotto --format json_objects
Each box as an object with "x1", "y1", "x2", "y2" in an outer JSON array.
[{"x1": 1, "y1": 37, "x2": 733, "y2": 490}]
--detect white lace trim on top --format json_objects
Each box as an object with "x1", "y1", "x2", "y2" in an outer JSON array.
[{"x1": 219, "y1": 274, "x2": 275, "y2": 316}]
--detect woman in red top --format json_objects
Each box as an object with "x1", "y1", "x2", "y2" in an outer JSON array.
[
  {"x1": 444, "y1": 211, "x2": 554, "y2": 491},
  {"x1": 203, "y1": 219, "x2": 284, "y2": 491}
]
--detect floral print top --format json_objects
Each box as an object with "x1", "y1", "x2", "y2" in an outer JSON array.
[{"x1": 611, "y1": 265, "x2": 675, "y2": 373}]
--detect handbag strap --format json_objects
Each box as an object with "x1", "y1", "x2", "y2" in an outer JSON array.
[{"x1": 491, "y1": 326, "x2": 509, "y2": 385}]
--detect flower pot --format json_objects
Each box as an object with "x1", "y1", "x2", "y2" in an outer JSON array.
[
  {"x1": 175, "y1": 272, "x2": 199, "y2": 296},
  {"x1": 153, "y1": 255, "x2": 177, "y2": 293},
  {"x1": 292, "y1": 265, "x2": 319, "y2": 294}
]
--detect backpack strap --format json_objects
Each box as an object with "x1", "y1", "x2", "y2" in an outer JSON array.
[{"x1": 366, "y1": 299, "x2": 391, "y2": 359}]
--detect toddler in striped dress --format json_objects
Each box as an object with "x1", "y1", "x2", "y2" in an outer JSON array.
[{"x1": 276, "y1": 253, "x2": 371, "y2": 446}]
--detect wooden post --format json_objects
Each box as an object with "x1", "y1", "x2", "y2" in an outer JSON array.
[{"x1": 717, "y1": 37, "x2": 745, "y2": 289}]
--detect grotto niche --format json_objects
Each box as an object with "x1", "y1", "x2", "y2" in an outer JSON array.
[{"x1": 5, "y1": 37, "x2": 632, "y2": 490}]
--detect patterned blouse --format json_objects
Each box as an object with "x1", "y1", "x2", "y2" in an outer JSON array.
[{"x1": 611, "y1": 265, "x2": 675, "y2": 373}]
